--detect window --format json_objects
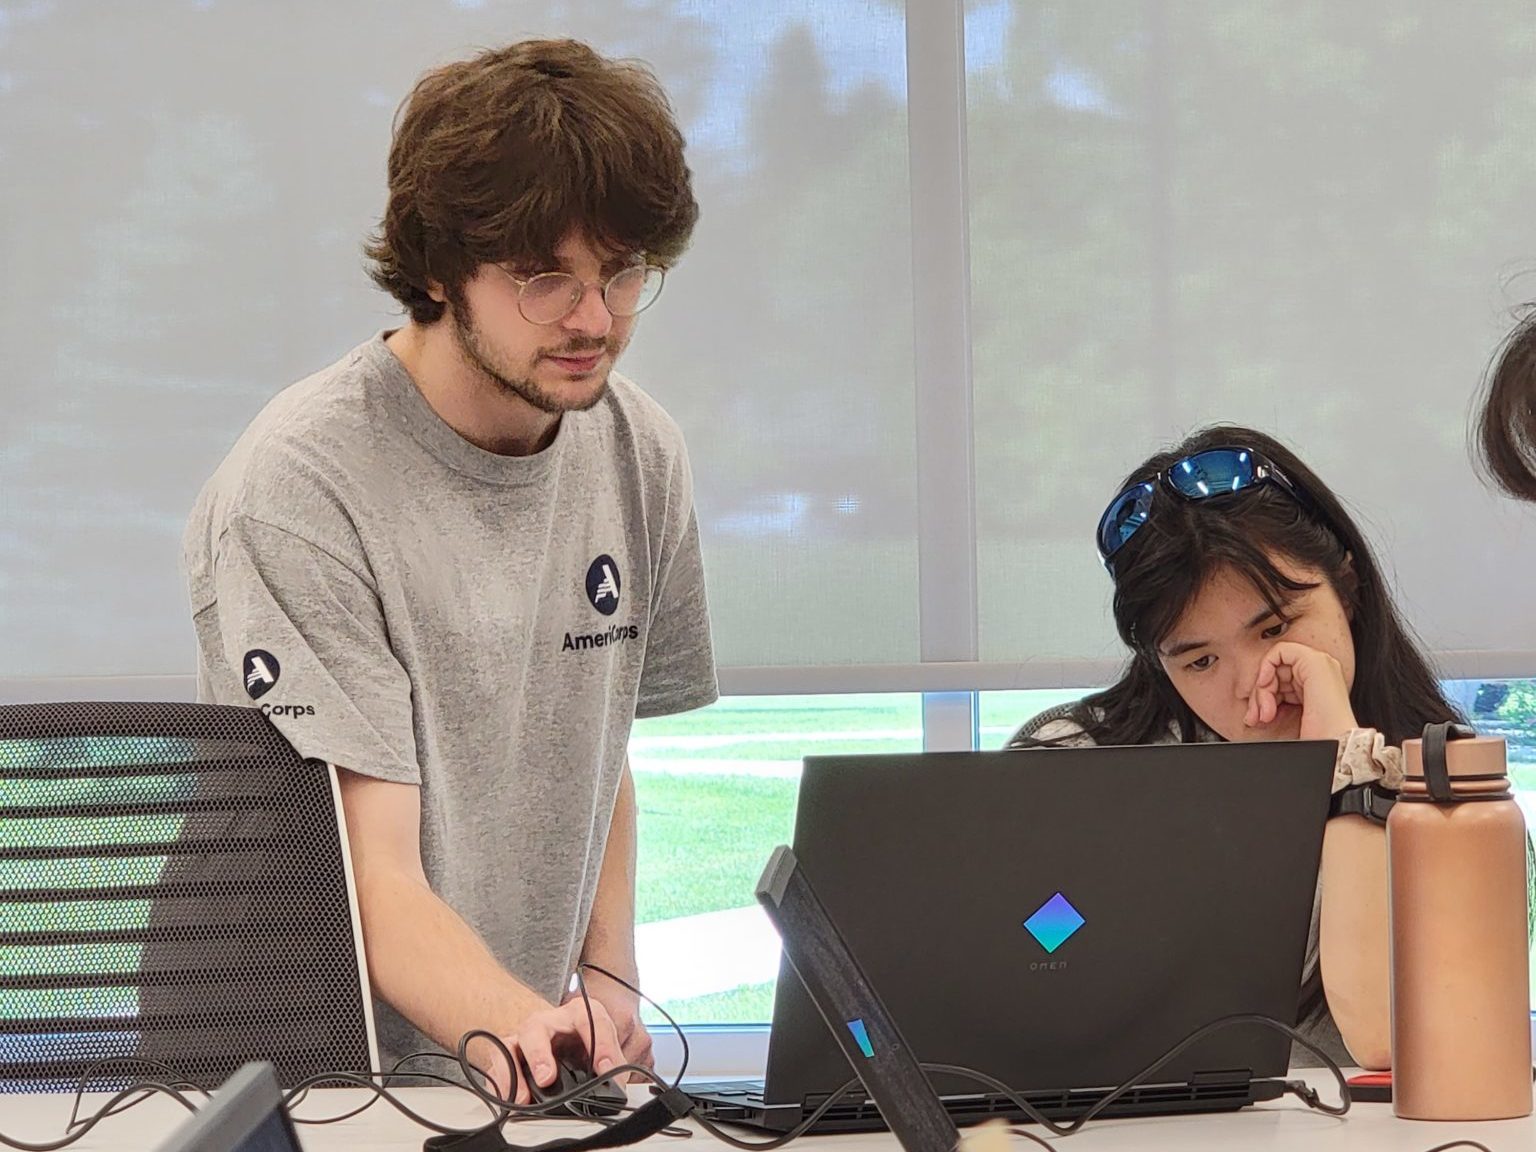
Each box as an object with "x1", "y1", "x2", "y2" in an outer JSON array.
[
  {"x1": 636, "y1": 680, "x2": 1536, "y2": 1038},
  {"x1": 7, "y1": 0, "x2": 1536, "y2": 1077},
  {"x1": 633, "y1": 694, "x2": 922, "y2": 1026}
]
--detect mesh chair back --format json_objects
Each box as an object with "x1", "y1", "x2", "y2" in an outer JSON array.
[{"x1": 0, "y1": 702, "x2": 374, "y2": 1091}]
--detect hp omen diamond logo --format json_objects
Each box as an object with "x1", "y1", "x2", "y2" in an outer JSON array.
[
  {"x1": 1023, "y1": 892, "x2": 1085, "y2": 954},
  {"x1": 586, "y1": 555, "x2": 621, "y2": 616},
  {"x1": 243, "y1": 650, "x2": 281, "y2": 700}
]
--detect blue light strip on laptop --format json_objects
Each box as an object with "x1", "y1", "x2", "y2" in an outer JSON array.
[{"x1": 846, "y1": 1018, "x2": 875, "y2": 1058}]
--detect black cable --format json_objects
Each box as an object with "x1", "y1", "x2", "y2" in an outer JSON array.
[
  {"x1": 286, "y1": 1055, "x2": 505, "y2": 1127},
  {"x1": 456, "y1": 1027, "x2": 522, "y2": 1114},
  {"x1": 55, "y1": 1036, "x2": 607, "y2": 1151},
  {"x1": 72, "y1": 1082, "x2": 203, "y2": 1128},
  {"x1": 926, "y1": 1013, "x2": 1351, "y2": 1137},
  {"x1": 286, "y1": 1051, "x2": 654, "y2": 1136},
  {"x1": 446, "y1": 1025, "x2": 678, "y2": 1127},
  {"x1": 613, "y1": 1001, "x2": 1354, "y2": 1151},
  {"x1": 684, "y1": 1074, "x2": 874, "y2": 1151},
  {"x1": 557, "y1": 970, "x2": 645, "y2": 1129},
  {"x1": 0, "y1": 985, "x2": 671, "y2": 1151},
  {"x1": 563, "y1": 966, "x2": 989, "y2": 1151},
  {"x1": 569, "y1": 964, "x2": 882, "y2": 1150},
  {"x1": 574, "y1": 965, "x2": 600, "y2": 1079},
  {"x1": 578, "y1": 961, "x2": 690, "y2": 1089},
  {"x1": 278, "y1": 1066, "x2": 546, "y2": 1136},
  {"x1": 568, "y1": 963, "x2": 693, "y2": 1136},
  {"x1": 58, "y1": 1056, "x2": 205, "y2": 1131},
  {"x1": 0, "y1": 1080, "x2": 202, "y2": 1152},
  {"x1": 0, "y1": 978, "x2": 1494, "y2": 1152},
  {"x1": 287, "y1": 1088, "x2": 380, "y2": 1127}
]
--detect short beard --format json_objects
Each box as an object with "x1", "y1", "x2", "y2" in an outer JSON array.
[{"x1": 451, "y1": 299, "x2": 612, "y2": 415}]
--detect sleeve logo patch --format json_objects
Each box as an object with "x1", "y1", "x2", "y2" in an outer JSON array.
[{"x1": 243, "y1": 649, "x2": 281, "y2": 700}]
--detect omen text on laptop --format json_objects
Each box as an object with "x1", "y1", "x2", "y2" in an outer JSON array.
[{"x1": 685, "y1": 742, "x2": 1335, "y2": 1132}]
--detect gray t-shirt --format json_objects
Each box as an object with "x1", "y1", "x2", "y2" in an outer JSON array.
[{"x1": 184, "y1": 334, "x2": 718, "y2": 1071}]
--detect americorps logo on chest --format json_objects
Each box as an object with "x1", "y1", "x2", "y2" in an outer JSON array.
[
  {"x1": 585, "y1": 553, "x2": 622, "y2": 614},
  {"x1": 564, "y1": 553, "x2": 639, "y2": 653}
]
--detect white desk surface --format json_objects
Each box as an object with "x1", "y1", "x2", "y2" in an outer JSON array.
[{"x1": 1, "y1": 1072, "x2": 1529, "y2": 1152}]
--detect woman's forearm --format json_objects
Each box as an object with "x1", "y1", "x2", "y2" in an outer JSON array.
[{"x1": 1318, "y1": 814, "x2": 1393, "y2": 1069}]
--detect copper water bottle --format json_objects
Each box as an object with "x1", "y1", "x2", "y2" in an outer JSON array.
[{"x1": 1389, "y1": 723, "x2": 1532, "y2": 1120}]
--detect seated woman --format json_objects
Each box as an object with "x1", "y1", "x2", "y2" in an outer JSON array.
[{"x1": 1011, "y1": 424, "x2": 1461, "y2": 1071}]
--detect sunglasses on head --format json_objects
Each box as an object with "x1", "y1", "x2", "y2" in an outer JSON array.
[{"x1": 1095, "y1": 447, "x2": 1312, "y2": 574}]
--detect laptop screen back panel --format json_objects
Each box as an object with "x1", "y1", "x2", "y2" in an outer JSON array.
[{"x1": 763, "y1": 743, "x2": 1333, "y2": 1106}]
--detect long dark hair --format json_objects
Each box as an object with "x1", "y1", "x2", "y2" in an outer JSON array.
[
  {"x1": 1475, "y1": 307, "x2": 1536, "y2": 503},
  {"x1": 1060, "y1": 425, "x2": 1459, "y2": 747}
]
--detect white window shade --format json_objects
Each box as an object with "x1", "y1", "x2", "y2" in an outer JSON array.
[
  {"x1": 4, "y1": 1, "x2": 1536, "y2": 690},
  {"x1": 0, "y1": 1, "x2": 921, "y2": 679},
  {"x1": 968, "y1": 1, "x2": 1536, "y2": 683}
]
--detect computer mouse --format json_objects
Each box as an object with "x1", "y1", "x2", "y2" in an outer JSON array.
[{"x1": 524, "y1": 1057, "x2": 628, "y2": 1119}]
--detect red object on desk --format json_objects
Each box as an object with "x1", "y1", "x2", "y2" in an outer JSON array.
[{"x1": 1346, "y1": 1072, "x2": 1392, "y2": 1103}]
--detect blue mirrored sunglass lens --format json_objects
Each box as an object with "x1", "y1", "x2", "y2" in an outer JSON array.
[
  {"x1": 1167, "y1": 449, "x2": 1257, "y2": 499},
  {"x1": 1098, "y1": 482, "x2": 1156, "y2": 557}
]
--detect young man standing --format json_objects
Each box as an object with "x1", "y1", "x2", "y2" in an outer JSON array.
[{"x1": 184, "y1": 39, "x2": 716, "y2": 1098}]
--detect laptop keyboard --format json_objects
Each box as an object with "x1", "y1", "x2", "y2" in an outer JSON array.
[{"x1": 685, "y1": 1080, "x2": 767, "y2": 1103}]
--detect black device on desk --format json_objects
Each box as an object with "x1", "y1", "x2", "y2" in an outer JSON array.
[
  {"x1": 155, "y1": 1061, "x2": 304, "y2": 1152},
  {"x1": 683, "y1": 743, "x2": 1336, "y2": 1133},
  {"x1": 519, "y1": 1056, "x2": 628, "y2": 1119},
  {"x1": 755, "y1": 845, "x2": 960, "y2": 1152}
]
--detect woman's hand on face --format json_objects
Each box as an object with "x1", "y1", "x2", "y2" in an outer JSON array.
[{"x1": 1245, "y1": 640, "x2": 1359, "y2": 742}]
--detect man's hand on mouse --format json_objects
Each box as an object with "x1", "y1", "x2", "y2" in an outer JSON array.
[
  {"x1": 566, "y1": 971, "x2": 654, "y2": 1079},
  {"x1": 474, "y1": 999, "x2": 624, "y2": 1105}
]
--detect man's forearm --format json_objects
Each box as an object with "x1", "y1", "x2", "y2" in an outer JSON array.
[
  {"x1": 576, "y1": 763, "x2": 650, "y2": 1070},
  {"x1": 581, "y1": 763, "x2": 639, "y2": 983},
  {"x1": 355, "y1": 863, "x2": 551, "y2": 1054}
]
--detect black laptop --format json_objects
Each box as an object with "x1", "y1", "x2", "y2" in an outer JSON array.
[{"x1": 684, "y1": 742, "x2": 1336, "y2": 1132}]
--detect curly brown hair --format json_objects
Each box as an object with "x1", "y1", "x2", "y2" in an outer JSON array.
[
  {"x1": 365, "y1": 39, "x2": 699, "y2": 325},
  {"x1": 1476, "y1": 306, "x2": 1536, "y2": 503}
]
